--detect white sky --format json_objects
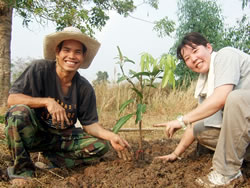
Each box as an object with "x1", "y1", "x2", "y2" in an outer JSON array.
[{"x1": 11, "y1": 0, "x2": 249, "y2": 82}]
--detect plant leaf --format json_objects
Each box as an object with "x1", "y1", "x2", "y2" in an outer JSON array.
[
  {"x1": 131, "y1": 88, "x2": 143, "y2": 99},
  {"x1": 117, "y1": 75, "x2": 127, "y2": 83},
  {"x1": 119, "y1": 99, "x2": 134, "y2": 114},
  {"x1": 117, "y1": 46, "x2": 123, "y2": 61},
  {"x1": 112, "y1": 114, "x2": 133, "y2": 134},
  {"x1": 124, "y1": 57, "x2": 136, "y2": 64},
  {"x1": 135, "y1": 104, "x2": 143, "y2": 124},
  {"x1": 152, "y1": 67, "x2": 161, "y2": 76},
  {"x1": 135, "y1": 103, "x2": 146, "y2": 124},
  {"x1": 129, "y1": 69, "x2": 137, "y2": 76},
  {"x1": 131, "y1": 71, "x2": 151, "y2": 78},
  {"x1": 162, "y1": 69, "x2": 170, "y2": 88},
  {"x1": 141, "y1": 104, "x2": 147, "y2": 113},
  {"x1": 140, "y1": 54, "x2": 146, "y2": 71}
]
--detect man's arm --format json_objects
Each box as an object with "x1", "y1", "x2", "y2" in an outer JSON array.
[
  {"x1": 183, "y1": 84, "x2": 234, "y2": 123},
  {"x1": 83, "y1": 122, "x2": 130, "y2": 151},
  {"x1": 8, "y1": 93, "x2": 70, "y2": 127},
  {"x1": 154, "y1": 84, "x2": 234, "y2": 161},
  {"x1": 155, "y1": 125, "x2": 195, "y2": 161},
  {"x1": 8, "y1": 93, "x2": 49, "y2": 108},
  {"x1": 154, "y1": 84, "x2": 234, "y2": 138}
]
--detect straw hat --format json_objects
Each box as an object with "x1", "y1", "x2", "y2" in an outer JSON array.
[{"x1": 43, "y1": 27, "x2": 101, "y2": 69}]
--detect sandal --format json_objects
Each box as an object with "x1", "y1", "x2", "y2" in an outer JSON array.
[{"x1": 7, "y1": 167, "x2": 28, "y2": 180}]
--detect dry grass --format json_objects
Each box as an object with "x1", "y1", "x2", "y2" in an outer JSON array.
[
  {"x1": 0, "y1": 81, "x2": 197, "y2": 135},
  {"x1": 94, "y1": 81, "x2": 198, "y2": 130}
]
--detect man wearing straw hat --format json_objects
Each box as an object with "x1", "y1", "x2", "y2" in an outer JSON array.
[{"x1": 5, "y1": 27, "x2": 131, "y2": 186}]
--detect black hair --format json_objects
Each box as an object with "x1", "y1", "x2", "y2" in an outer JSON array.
[
  {"x1": 57, "y1": 40, "x2": 87, "y2": 54},
  {"x1": 177, "y1": 32, "x2": 209, "y2": 60}
]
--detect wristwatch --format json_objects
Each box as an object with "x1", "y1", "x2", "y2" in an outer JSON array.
[{"x1": 177, "y1": 115, "x2": 186, "y2": 128}]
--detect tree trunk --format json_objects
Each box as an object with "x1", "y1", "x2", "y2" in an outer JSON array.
[{"x1": 0, "y1": 0, "x2": 12, "y2": 113}]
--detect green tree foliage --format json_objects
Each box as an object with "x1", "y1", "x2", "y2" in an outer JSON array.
[
  {"x1": 222, "y1": 15, "x2": 250, "y2": 54},
  {"x1": 145, "y1": 0, "x2": 159, "y2": 9},
  {"x1": 153, "y1": 16, "x2": 175, "y2": 38},
  {"x1": 171, "y1": 0, "x2": 224, "y2": 87},
  {"x1": 174, "y1": 0, "x2": 224, "y2": 51},
  {"x1": 242, "y1": 0, "x2": 249, "y2": 9},
  {"x1": 93, "y1": 71, "x2": 109, "y2": 84},
  {"x1": 5, "y1": 0, "x2": 137, "y2": 36}
]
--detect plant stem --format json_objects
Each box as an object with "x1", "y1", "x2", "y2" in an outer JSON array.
[
  {"x1": 138, "y1": 119, "x2": 144, "y2": 160},
  {"x1": 139, "y1": 120, "x2": 142, "y2": 149},
  {"x1": 120, "y1": 64, "x2": 136, "y2": 88}
]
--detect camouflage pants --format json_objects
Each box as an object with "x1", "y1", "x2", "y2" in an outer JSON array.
[{"x1": 5, "y1": 105, "x2": 109, "y2": 177}]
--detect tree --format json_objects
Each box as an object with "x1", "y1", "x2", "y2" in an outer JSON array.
[
  {"x1": 0, "y1": 0, "x2": 159, "y2": 111},
  {"x1": 0, "y1": 1, "x2": 12, "y2": 110},
  {"x1": 170, "y1": 0, "x2": 224, "y2": 87},
  {"x1": 93, "y1": 71, "x2": 109, "y2": 85},
  {"x1": 222, "y1": 15, "x2": 250, "y2": 54}
]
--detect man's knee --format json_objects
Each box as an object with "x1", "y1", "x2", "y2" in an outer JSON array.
[
  {"x1": 225, "y1": 90, "x2": 243, "y2": 109},
  {"x1": 94, "y1": 140, "x2": 110, "y2": 157},
  {"x1": 5, "y1": 105, "x2": 33, "y2": 128},
  {"x1": 5, "y1": 105, "x2": 37, "y2": 147},
  {"x1": 77, "y1": 137, "x2": 110, "y2": 158},
  {"x1": 193, "y1": 121, "x2": 220, "y2": 151}
]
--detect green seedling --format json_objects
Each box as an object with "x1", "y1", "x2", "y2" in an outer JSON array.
[{"x1": 112, "y1": 46, "x2": 176, "y2": 160}]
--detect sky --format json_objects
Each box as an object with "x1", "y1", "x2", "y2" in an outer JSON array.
[{"x1": 11, "y1": 0, "x2": 249, "y2": 82}]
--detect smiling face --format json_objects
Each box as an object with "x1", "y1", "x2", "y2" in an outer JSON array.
[
  {"x1": 56, "y1": 39, "x2": 86, "y2": 74},
  {"x1": 181, "y1": 43, "x2": 213, "y2": 74}
]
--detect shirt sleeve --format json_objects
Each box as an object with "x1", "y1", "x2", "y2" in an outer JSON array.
[
  {"x1": 77, "y1": 80, "x2": 98, "y2": 126},
  {"x1": 214, "y1": 48, "x2": 241, "y2": 88},
  {"x1": 10, "y1": 61, "x2": 45, "y2": 97}
]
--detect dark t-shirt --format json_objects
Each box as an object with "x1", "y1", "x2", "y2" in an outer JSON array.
[{"x1": 10, "y1": 59, "x2": 98, "y2": 129}]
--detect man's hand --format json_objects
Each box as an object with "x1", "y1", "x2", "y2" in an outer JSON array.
[
  {"x1": 46, "y1": 98, "x2": 70, "y2": 129},
  {"x1": 110, "y1": 134, "x2": 133, "y2": 161},
  {"x1": 117, "y1": 148, "x2": 133, "y2": 161},
  {"x1": 83, "y1": 123, "x2": 133, "y2": 161},
  {"x1": 154, "y1": 152, "x2": 180, "y2": 162},
  {"x1": 153, "y1": 120, "x2": 182, "y2": 138}
]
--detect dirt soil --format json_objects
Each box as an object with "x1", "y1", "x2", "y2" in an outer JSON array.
[{"x1": 0, "y1": 130, "x2": 249, "y2": 188}]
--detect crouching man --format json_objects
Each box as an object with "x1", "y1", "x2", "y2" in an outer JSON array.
[{"x1": 5, "y1": 27, "x2": 131, "y2": 186}]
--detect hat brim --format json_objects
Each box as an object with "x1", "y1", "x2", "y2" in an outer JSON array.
[{"x1": 43, "y1": 31, "x2": 100, "y2": 69}]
